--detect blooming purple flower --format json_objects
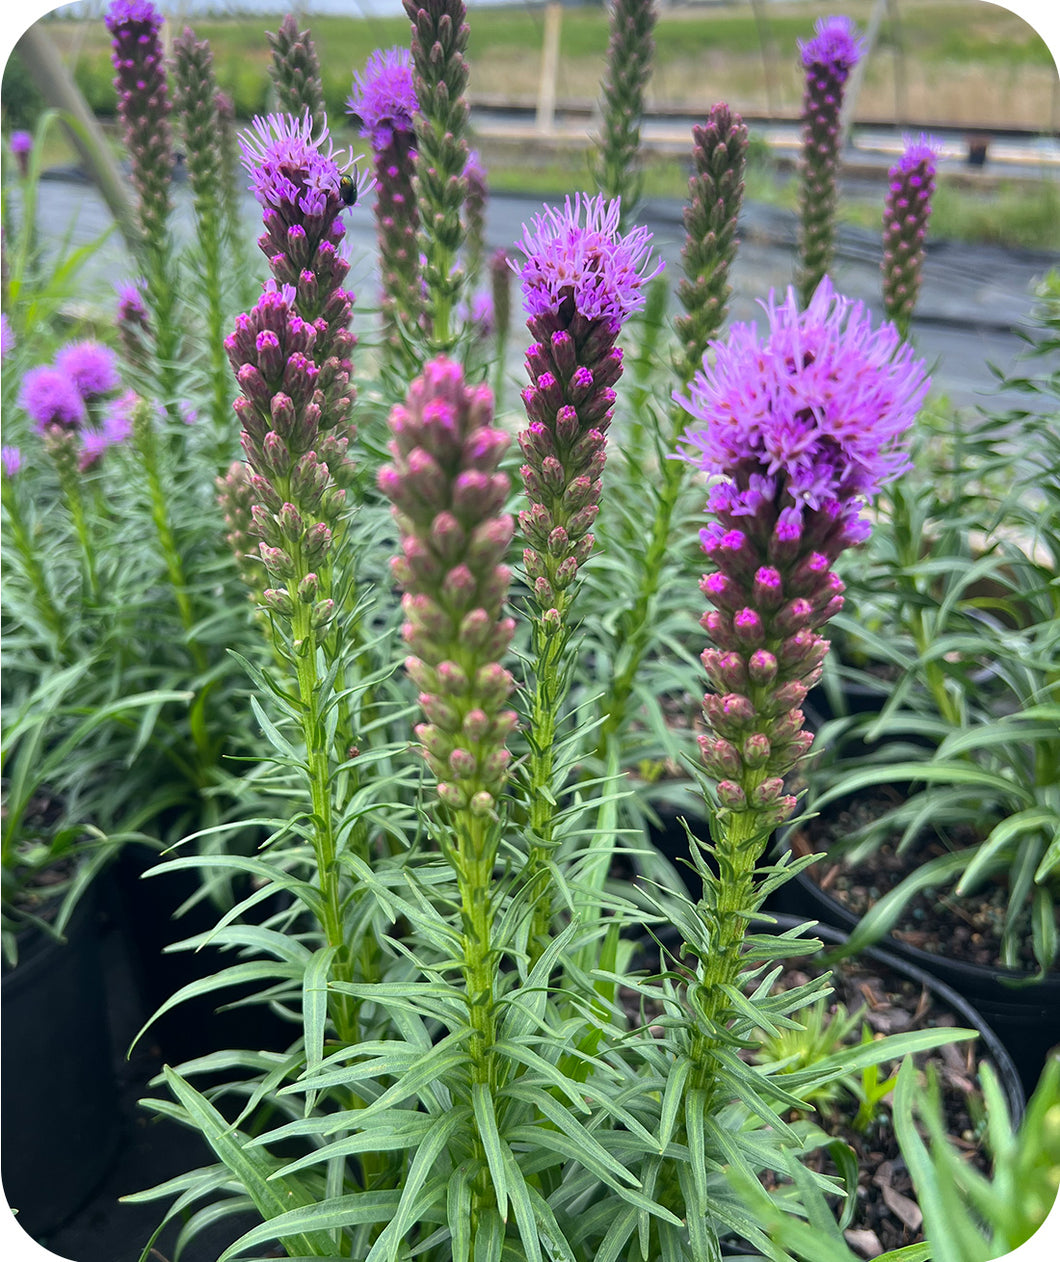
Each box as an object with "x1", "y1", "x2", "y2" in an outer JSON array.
[
  {"x1": 882, "y1": 134, "x2": 940, "y2": 333},
  {"x1": 116, "y1": 278, "x2": 148, "y2": 324},
  {"x1": 1, "y1": 314, "x2": 13, "y2": 359},
  {"x1": 55, "y1": 340, "x2": 120, "y2": 401},
  {"x1": 10, "y1": 131, "x2": 32, "y2": 155},
  {"x1": 18, "y1": 366, "x2": 87, "y2": 431},
  {"x1": 798, "y1": 15, "x2": 866, "y2": 80},
  {"x1": 895, "y1": 133, "x2": 940, "y2": 178},
  {"x1": 239, "y1": 111, "x2": 367, "y2": 215},
  {"x1": 347, "y1": 48, "x2": 418, "y2": 152},
  {"x1": 104, "y1": 0, "x2": 162, "y2": 38},
  {"x1": 2, "y1": 446, "x2": 22, "y2": 479},
  {"x1": 676, "y1": 277, "x2": 929, "y2": 531},
  {"x1": 517, "y1": 193, "x2": 662, "y2": 328}
]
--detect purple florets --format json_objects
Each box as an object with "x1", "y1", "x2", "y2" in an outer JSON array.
[
  {"x1": 104, "y1": 0, "x2": 163, "y2": 36},
  {"x1": 18, "y1": 366, "x2": 87, "y2": 431},
  {"x1": 798, "y1": 15, "x2": 866, "y2": 77},
  {"x1": 676, "y1": 277, "x2": 929, "y2": 517},
  {"x1": 2, "y1": 446, "x2": 22, "y2": 479},
  {"x1": 116, "y1": 278, "x2": 148, "y2": 321},
  {"x1": 55, "y1": 341, "x2": 120, "y2": 400},
  {"x1": 517, "y1": 193, "x2": 662, "y2": 328},
  {"x1": 896, "y1": 134, "x2": 940, "y2": 176},
  {"x1": 1, "y1": 314, "x2": 12, "y2": 358},
  {"x1": 239, "y1": 111, "x2": 361, "y2": 213},
  {"x1": 10, "y1": 130, "x2": 32, "y2": 155},
  {"x1": 347, "y1": 48, "x2": 418, "y2": 151}
]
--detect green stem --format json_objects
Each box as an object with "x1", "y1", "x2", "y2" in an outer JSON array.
[
  {"x1": 291, "y1": 601, "x2": 358, "y2": 1047},
  {"x1": 136, "y1": 414, "x2": 208, "y2": 679},
  {"x1": 523, "y1": 616, "x2": 569, "y2": 965},
  {"x1": 1, "y1": 479, "x2": 65, "y2": 649},
  {"x1": 596, "y1": 405, "x2": 689, "y2": 758},
  {"x1": 54, "y1": 455, "x2": 99, "y2": 603},
  {"x1": 688, "y1": 805, "x2": 764, "y2": 1096}
]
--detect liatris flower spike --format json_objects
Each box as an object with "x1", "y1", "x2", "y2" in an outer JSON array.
[
  {"x1": 10, "y1": 129, "x2": 32, "y2": 178},
  {"x1": 348, "y1": 48, "x2": 424, "y2": 371},
  {"x1": 239, "y1": 111, "x2": 371, "y2": 449},
  {"x1": 594, "y1": 0, "x2": 658, "y2": 225},
  {"x1": 267, "y1": 12, "x2": 327, "y2": 133},
  {"x1": 463, "y1": 149, "x2": 488, "y2": 292},
  {"x1": 105, "y1": 0, "x2": 173, "y2": 251},
  {"x1": 1, "y1": 447, "x2": 21, "y2": 479},
  {"x1": 18, "y1": 365, "x2": 87, "y2": 432},
  {"x1": 677, "y1": 277, "x2": 929, "y2": 831},
  {"x1": 379, "y1": 357, "x2": 517, "y2": 818},
  {"x1": 403, "y1": 0, "x2": 473, "y2": 351},
  {"x1": 516, "y1": 192, "x2": 661, "y2": 621},
  {"x1": 882, "y1": 135, "x2": 939, "y2": 338},
  {"x1": 55, "y1": 341, "x2": 120, "y2": 402},
  {"x1": 674, "y1": 103, "x2": 749, "y2": 391},
  {"x1": 795, "y1": 15, "x2": 865, "y2": 306}
]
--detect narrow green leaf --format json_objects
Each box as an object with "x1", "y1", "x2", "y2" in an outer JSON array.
[{"x1": 473, "y1": 1083, "x2": 509, "y2": 1225}]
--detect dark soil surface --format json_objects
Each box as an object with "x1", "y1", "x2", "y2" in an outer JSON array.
[
  {"x1": 627, "y1": 926, "x2": 1003, "y2": 1258},
  {"x1": 791, "y1": 791, "x2": 1055, "y2": 975},
  {"x1": 757, "y1": 948, "x2": 994, "y2": 1259}
]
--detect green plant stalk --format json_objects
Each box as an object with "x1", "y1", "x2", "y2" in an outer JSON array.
[
  {"x1": 52, "y1": 449, "x2": 99, "y2": 604},
  {"x1": 889, "y1": 483, "x2": 963, "y2": 728},
  {"x1": 290, "y1": 601, "x2": 358, "y2": 1047},
  {"x1": 448, "y1": 808, "x2": 499, "y2": 1225},
  {"x1": 688, "y1": 793, "x2": 769, "y2": 1096},
  {"x1": 133, "y1": 409, "x2": 207, "y2": 680},
  {"x1": 524, "y1": 614, "x2": 573, "y2": 964},
  {"x1": 596, "y1": 403, "x2": 689, "y2": 757},
  {"x1": 1, "y1": 478, "x2": 65, "y2": 647}
]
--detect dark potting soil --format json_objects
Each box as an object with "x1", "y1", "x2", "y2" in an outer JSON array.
[
  {"x1": 627, "y1": 930, "x2": 1001, "y2": 1258},
  {"x1": 791, "y1": 791, "x2": 1056, "y2": 975},
  {"x1": 755, "y1": 949, "x2": 994, "y2": 1259}
]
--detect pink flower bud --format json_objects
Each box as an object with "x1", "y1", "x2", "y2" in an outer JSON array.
[{"x1": 717, "y1": 781, "x2": 747, "y2": 810}]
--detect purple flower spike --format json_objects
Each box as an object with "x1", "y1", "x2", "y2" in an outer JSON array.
[
  {"x1": 677, "y1": 277, "x2": 928, "y2": 523},
  {"x1": 240, "y1": 111, "x2": 354, "y2": 214},
  {"x1": 347, "y1": 47, "x2": 418, "y2": 152},
  {"x1": 798, "y1": 15, "x2": 866, "y2": 78},
  {"x1": 18, "y1": 366, "x2": 87, "y2": 431},
  {"x1": 55, "y1": 340, "x2": 120, "y2": 401},
  {"x1": 516, "y1": 194, "x2": 661, "y2": 619},
  {"x1": 2, "y1": 446, "x2": 22, "y2": 479},
  {"x1": 380, "y1": 357, "x2": 516, "y2": 815},
  {"x1": 348, "y1": 50, "x2": 424, "y2": 369},
  {"x1": 518, "y1": 193, "x2": 662, "y2": 328},
  {"x1": 882, "y1": 134, "x2": 940, "y2": 337},
  {"x1": 795, "y1": 15, "x2": 865, "y2": 304},
  {"x1": 679, "y1": 277, "x2": 928, "y2": 828}
]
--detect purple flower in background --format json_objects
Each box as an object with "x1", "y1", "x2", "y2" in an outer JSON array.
[
  {"x1": 798, "y1": 14, "x2": 866, "y2": 80},
  {"x1": 55, "y1": 340, "x2": 120, "y2": 401},
  {"x1": 882, "y1": 134, "x2": 940, "y2": 335},
  {"x1": 116, "y1": 278, "x2": 148, "y2": 324},
  {"x1": 10, "y1": 130, "x2": 32, "y2": 176},
  {"x1": 78, "y1": 398, "x2": 133, "y2": 471},
  {"x1": 347, "y1": 47, "x2": 418, "y2": 151},
  {"x1": 104, "y1": 0, "x2": 163, "y2": 37},
  {"x1": 517, "y1": 193, "x2": 662, "y2": 328},
  {"x1": 18, "y1": 366, "x2": 87, "y2": 431},
  {"x1": 1, "y1": 314, "x2": 13, "y2": 358},
  {"x1": 676, "y1": 276, "x2": 929, "y2": 537},
  {"x1": 2, "y1": 446, "x2": 22, "y2": 479}
]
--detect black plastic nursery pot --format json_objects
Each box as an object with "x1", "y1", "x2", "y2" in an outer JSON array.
[
  {"x1": 1, "y1": 890, "x2": 120, "y2": 1237},
  {"x1": 112, "y1": 841, "x2": 296, "y2": 1065},
  {"x1": 769, "y1": 854, "x2": 1060, "y2": 1099}
]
